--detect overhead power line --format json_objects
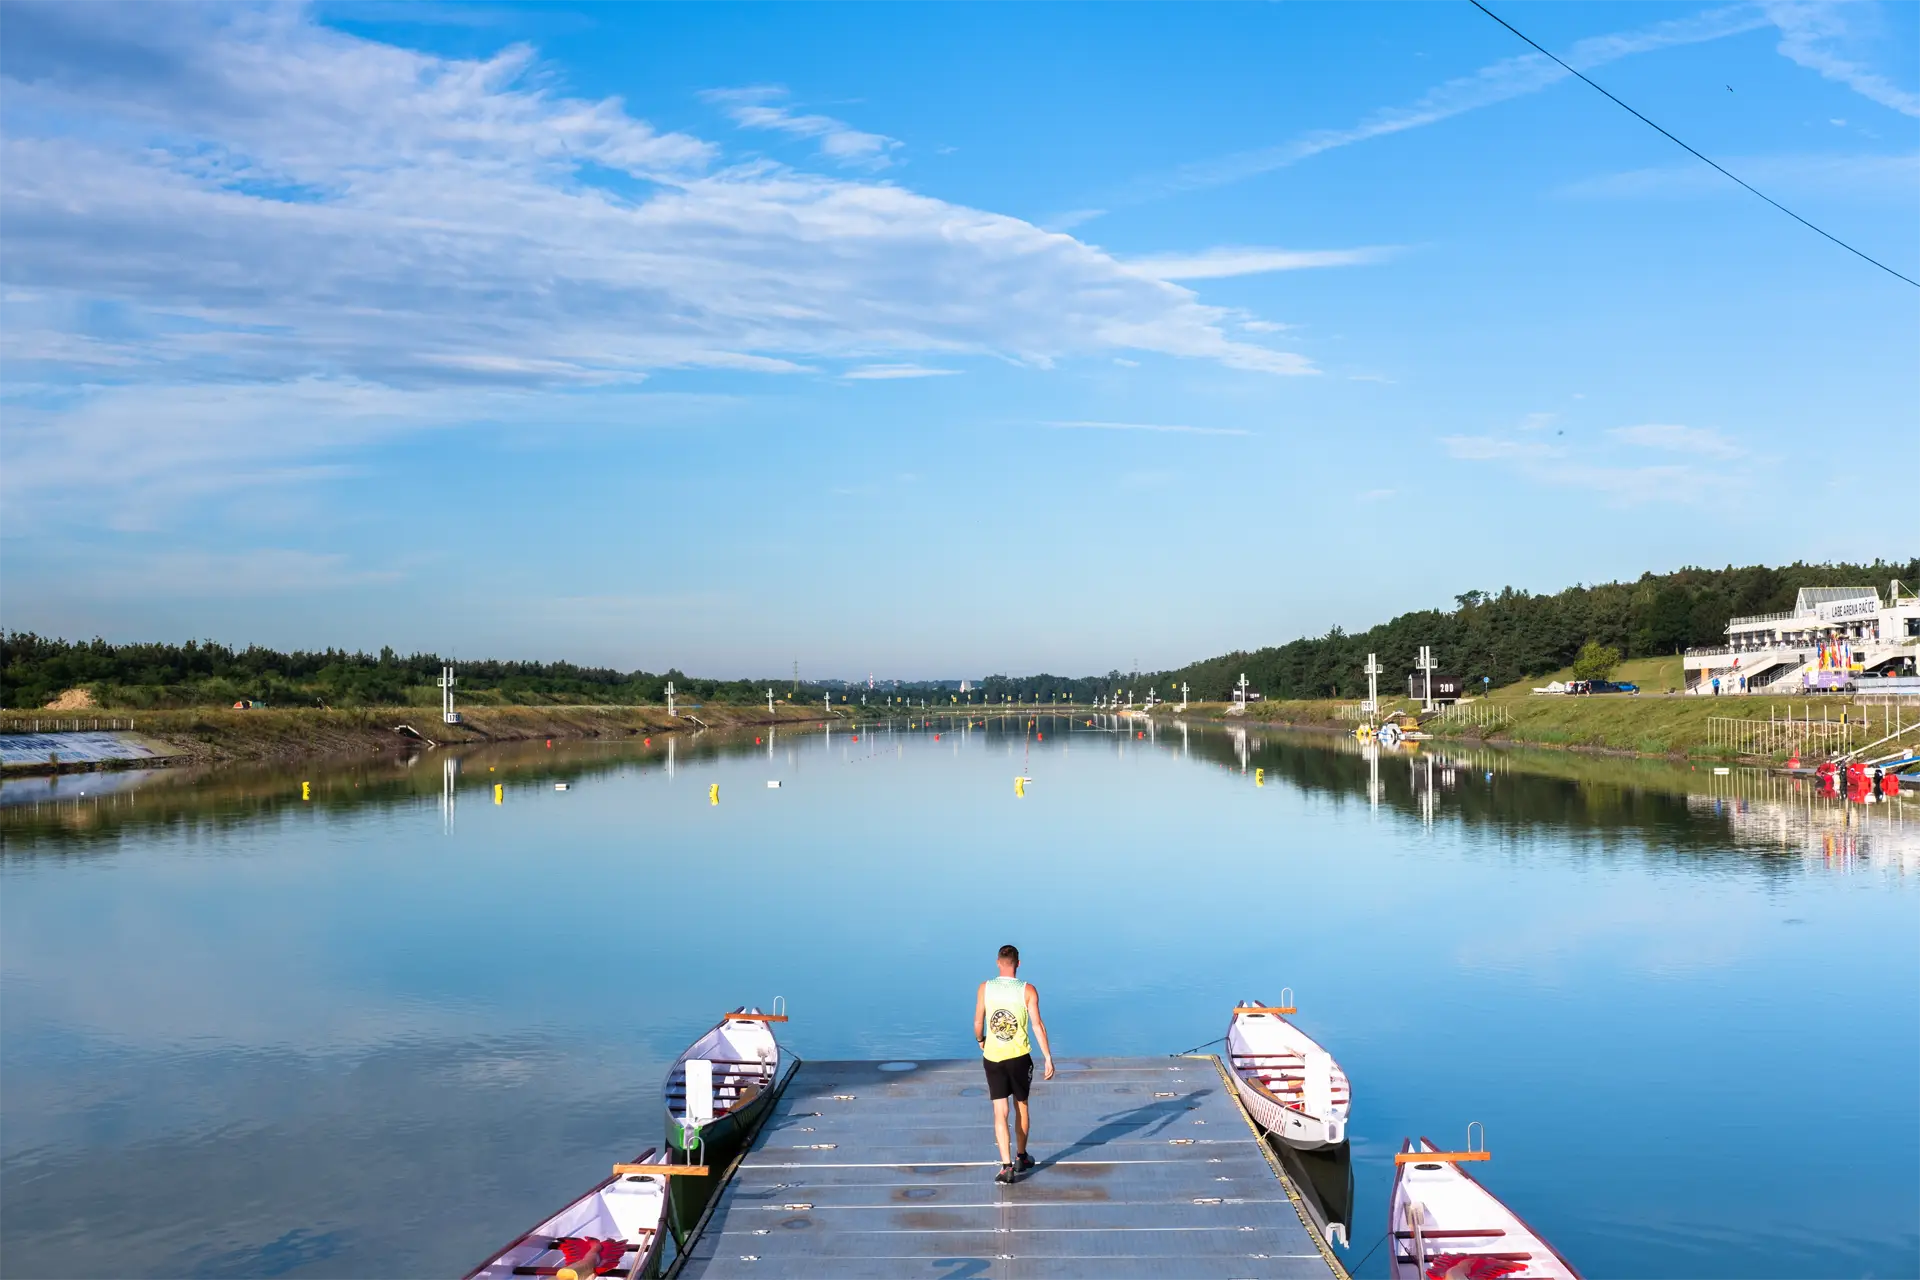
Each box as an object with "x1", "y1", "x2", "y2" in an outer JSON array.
[{"x1": 1468, "y1": 0, "x2": 1919, "y2": 289}]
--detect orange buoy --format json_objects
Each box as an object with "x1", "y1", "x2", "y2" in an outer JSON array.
[
  {"x1": 546, "y1": 738, "x2": 552, "y2": 748},
  {"x1": 755, "y1": 736, "x2": 762, "y2": 744},
  {"x1": 1037, "y1": 733, "x2": 1043, "y2": 741},
  {"x1": 644, "y1": 737, "x2": 651, "y2": 746},
  {"x1": 852, "y1": 735, "x2": 859, "y2": 742},
  {"x1": 1136, "y1": 731, "x2": 1144, "y2": 739}
]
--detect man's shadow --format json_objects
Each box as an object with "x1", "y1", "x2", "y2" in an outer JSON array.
[{"x1": 1031, "y1": 1088, "x2": 1212, "y2": 1173}]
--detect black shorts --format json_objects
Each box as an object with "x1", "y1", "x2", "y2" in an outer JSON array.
[{"x1": 983, "y1": 1054, "x2": 1034, "y2": 1102}]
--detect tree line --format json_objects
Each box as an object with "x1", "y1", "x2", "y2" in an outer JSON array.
[
  {"x1": 0, "y1": 638, "x2": 781, "y2": 711},
  {"x1": 5, "y1": 558, "x2": 1912, "y2": 709}
]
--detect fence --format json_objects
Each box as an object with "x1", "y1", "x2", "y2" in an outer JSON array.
[
  {"x1": 1436, "y1": 701, "x2": 1513, "y2": 728},
  {"x1": 0, "y1": 718, "x2": 137, "y2": 733},
  {"x1": 1707, "y1": 714, "x2": 1858, "y2": 756}
]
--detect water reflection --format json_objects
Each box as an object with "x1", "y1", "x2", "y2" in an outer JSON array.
[
  {"x1": 2, "y1": 715, "x2": 1914, "y2": 1278},
  {"x1": 4, "y1": 716, "x2": 1912, "y2": 875}
]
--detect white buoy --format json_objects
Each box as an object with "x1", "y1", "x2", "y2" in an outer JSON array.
[
  {"x1": 767, "y1": 780, "x2": 781, "y2": 788},
  {"x1": 554, "y1": 782, "x2": 570, "y2": 791}
]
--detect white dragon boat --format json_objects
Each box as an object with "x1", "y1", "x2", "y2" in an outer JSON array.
[
  {"x1": 1390, "y1": 1135, "x2": 1582, "y2": 1280},
  {"x1": 1224, "y1": 994, "x2": 1349, "y2": 1149},
  {"x1": 464, "y1": 1147, "x2": 695, "y2": 1280}
]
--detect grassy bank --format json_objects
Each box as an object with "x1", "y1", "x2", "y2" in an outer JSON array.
[
  {"x1": 0, "y1": 701, "x2": 840, "y2": 769},
  {"x1": 1167, "y1": 691, "x2": 1901, "y2": 762}
]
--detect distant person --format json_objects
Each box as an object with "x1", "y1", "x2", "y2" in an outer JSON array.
[{"x1": 974, "y1": 944, "x2": 1054, "y2": 1184}]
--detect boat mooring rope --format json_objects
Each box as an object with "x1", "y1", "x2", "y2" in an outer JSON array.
[
  {"x1": 1171, "y1": 1034, "x2": 1225, "y2": 1057},
  {"x1": 1349, "y1": 1230, "x2": 1387, "y2": 1274}
]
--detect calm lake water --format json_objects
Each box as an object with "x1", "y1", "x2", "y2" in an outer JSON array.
[{"x1": 4, "y1": 717, "x2": 1916, "y2": 1279}]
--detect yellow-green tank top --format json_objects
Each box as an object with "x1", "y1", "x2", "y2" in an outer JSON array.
[{"x1": 982, "y1": 977, "x2": 1032, "y2": 1061}]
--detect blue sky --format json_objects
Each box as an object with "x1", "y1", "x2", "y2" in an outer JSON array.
[{"x1": 2, "y1": 1, "x2": 1914, "y2": 679}]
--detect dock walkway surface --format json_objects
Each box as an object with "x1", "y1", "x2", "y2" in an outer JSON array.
[{"x1": 673, "y1": 1056, "x2": 1342, "y2": 1280}]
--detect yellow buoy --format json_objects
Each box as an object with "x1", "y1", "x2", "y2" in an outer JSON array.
[
  {"x1": 710, "y1": 783, "x2": 719, "y2": 805},
  {"x1": 301, "y1": 781, "x2": 310, "y2": 801},
  {"x1": 493, "y1": 783, "x2": 503, "y2": 804},
  {"x1": 1255, "y1": 768, "x2": 1264, "y2": 786}
]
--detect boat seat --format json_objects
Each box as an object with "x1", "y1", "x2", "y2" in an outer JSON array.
[
  {"x1": 510, "y1": 1228, "x2": 652, "y2": 1280},
  {"x1": 1392, "y1": 1229, "x2": 1506, "y2": 1239},
  {"x1": 678, "y1": 1058, "x2": 769, "y2": 1067}
]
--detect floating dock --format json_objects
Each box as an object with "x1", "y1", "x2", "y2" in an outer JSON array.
[{"x1": 671, "y1": 1056, "x2": 1344, "y2": 1279}]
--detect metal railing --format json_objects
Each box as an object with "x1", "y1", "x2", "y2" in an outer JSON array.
[
  {"x1": 1706, "y1": 714, "x2": 1858, "y2": 755},
  {"x1": 0, "y1": 718, "x2": 137, "y2": 733},
  {"x1": 1436, "y1": 701, "x2": 1513, "y2": 728}
]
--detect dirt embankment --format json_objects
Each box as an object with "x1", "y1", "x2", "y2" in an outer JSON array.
[{"x1": 0, "y1": 702, "x2": 840, "y2": 770}]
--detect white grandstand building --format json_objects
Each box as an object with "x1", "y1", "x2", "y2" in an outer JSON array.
[{"x1": 1684, "y1": 581, "x2": 1920, "y2": 695}]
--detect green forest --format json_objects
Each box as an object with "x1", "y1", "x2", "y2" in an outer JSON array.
[
  {"x1": 0, "y1": 640, "x2": 775, "y2": 711},
  {"x1": 1145, "y1": 557, "x2": 1919, "y2": 702},
  {"x1": 4, "y1": 558, "x2": 1913, "y2": 709}
]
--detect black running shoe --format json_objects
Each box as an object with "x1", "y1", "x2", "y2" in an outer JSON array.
[
  {"x1": 994, "y1": 1163, "x2": 1016, "y2": 1184},
  {"x1": 1015, "y1": 1152, "x2": 1035, "y2": 1173}
]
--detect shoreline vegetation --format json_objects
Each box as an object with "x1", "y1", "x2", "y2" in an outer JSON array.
[
  {"x1": 7, "y1": 557, "x2": 1913, "y2": 774},
  {"x1": 0, "y1": 702, "x2": 838, "y2": 772},
  {"x1": 1214, "y1": 693, "x2": 1878, "y2": 762},
  {"x1": 4, "y1": 688, "x2": 1895, "y2": 775}
]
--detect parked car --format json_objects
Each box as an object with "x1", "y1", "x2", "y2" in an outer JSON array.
[{"x1": 1580, "y1": 680, "x2": 1638, "y2": 694}]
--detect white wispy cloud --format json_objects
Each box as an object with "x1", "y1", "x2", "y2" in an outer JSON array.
[
  {"x1": 1120, "y1": 5, "x2": 1769, "y2": 201},
  {"x1": 0, "y1": 3, "x2": 1311, "y2": 510},
  {"x1": 842, "y1": 363, "x2": 959, "y2": 380},
  {"x1": 1126, "y1": 245, "x2": 1397, "y2": 280},
  {"x1": 1046, "y1": 420, "x2": 1253, "y2": 437},
  {"x1": 1558, "y1": 150, "x2": 1919, "y2": 200},
  {"x1": 1608, "y1": 422, "x2": 1743, "y2": 458},
  {"x1": 1766, "y1": 1, "x2": 1920, "y2": 117},
  {"x1": 701, "y1": 84, "x2": 901, "y2": 168},
  {"x1": 1112, "y1": 2, "x2": 1917, "y2": 205},
  {"x1": 1443, "y1": 435, "x2": 1562, "y2": 462},
  {"x1": 1445, "y1": 422, "x2": 1753, "y2": 503},
  {"x1": 87, "y1": 548, "x2": 407, "y2": 596}
]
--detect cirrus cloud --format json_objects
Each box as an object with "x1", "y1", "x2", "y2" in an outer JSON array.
[{"x1": 0, "y1": 1, "x2": 1313, "y2": 511}]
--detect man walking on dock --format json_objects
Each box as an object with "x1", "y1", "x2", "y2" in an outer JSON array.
[{"x1": 974, "y1": 943, "x2": 1054, "y2": 1184}]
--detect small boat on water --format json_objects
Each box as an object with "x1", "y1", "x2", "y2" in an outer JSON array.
[
  {"x1": 464, "y1": 1147, "x2": 688, "y2": 1280},
  {"x1": 665, "y1": 1004, "x2": 785, "y2": 1154},
  {"x1": 1390, "y1": 1136, "x2": 1582, "y2": 1280},
  {"x1": 1224, "y1": 995, "x2": 1349, "y2": 1149}
]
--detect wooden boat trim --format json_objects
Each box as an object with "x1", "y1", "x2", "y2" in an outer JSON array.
[{"x1": 611, "y1": 1163, "x2": 708, "y2": 1177}]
